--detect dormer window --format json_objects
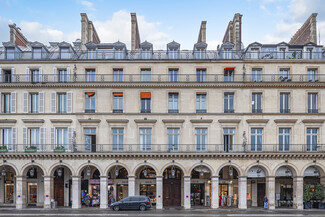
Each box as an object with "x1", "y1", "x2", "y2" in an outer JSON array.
[
  {"x1": 250, "y1": 48, "x2": 260, "y2": 59},
  {"x1": 307, "y1": 48, "x2": 313, "y2": 59},
  {"x1": 60, "y1": 48, "x2": 70, "y2": 59},
  {"x1": 279, "y1": 48, "x2": 286, "y2": 59},
  {"x1": 141, "y1": 48, "x2": 152, "y2": 59},
  {"x1": 115, "y1": 48, "x2": 125, "y2": 60},
  {"x1": 194, "y1": 48, "x2": 206, "y2": 59},
  {"x1": 168, "y1": 48, "x2": 179, "y2": 59},
  {"x1": 33, "y1": 48, "x2": 42, "y2": 59},
  {"x1": 6, "y1": 48, "x2": 15, "y2": 60},
  {"x1": 224, "y1": 48, "x2": 233, "y2": 59}
]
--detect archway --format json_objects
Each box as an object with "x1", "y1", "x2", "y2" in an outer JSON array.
[
  {"x1": 218, "y1": 165, "x2": 239, "y2": 208},
  {"x1": 162, "y1": 165, "x2": 183, "y2": 207},
  {"x1": 23, "y1": 165, "x2": 45, "y2": 207},
  {"x1": 275, "y1": 166, "x2": 294, "y2": 208},
  {"x1": 135, "y1": 165, "x2": 157, "y2": 205},
  {"x1": 107, "y1": 165, "x2": 129, "y2": 203},
  {"x1": 0, "y1": 164, "x2": 16, "y2": 206},
  {"x1": 50, "y1": 165, "x2": 73, "y2": 207},
  {"x1": 190, "y1": 165, "x2": 212, "y2": 207},
  {"x1": 246, "y1": 165, "x2": 267, "y2": 207},
  {"x1": 303, "y1": 164, "x2": 324, "y2": 209},
  {"x1": 80, "y1": 165, "x2": 101, "y2": 207}
]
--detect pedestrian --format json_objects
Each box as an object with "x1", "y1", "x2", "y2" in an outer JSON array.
[{"x1": 263, "y1": 195, "x2": 268, "y2": 209}]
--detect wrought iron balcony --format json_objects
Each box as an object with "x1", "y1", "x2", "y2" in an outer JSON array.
[
  {"x1": 308, "y1": 109, "x2": 318, "y2": 113},
  {"x1": 224, "y1": 109, "x2": 235, "y2": 113},
  {"x1": 141, "y1": 109, "x2": 151, "y2": 113},
  {"x1": 280, "y1": 108, "x2": 290, "y2": 113},
  {"x1": 252, "y1": 108, "x2": 263, "y2": 113},
  {"x1": 113, "y1": 109, "x2": 123, "y2": 113},
  {"x1": 196, "y1": 109, "x2": 207, "y2": 113},
  {"x1": 168, "y1": 109, "x2": 179, "y2": 113},
  {"x1": 85, "y1": 109, "x2": 95, "y2": 113}
]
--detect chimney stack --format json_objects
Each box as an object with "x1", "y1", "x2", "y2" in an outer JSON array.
[
  {"x1": 222, "y1": 13, "x2": 243, "y2": 51},
  {"x1": 81, "y1": 13, "x2": 100, "y2": 51},
  {"x1": 9, "y1": 23, "x2": 28, "y2": 46},
  {"x1": 197, "y1": 21, "x2": 207, "y2": 43},
  {"x1": 131, "y1": 13, "x2": 141, "y2": 51}
]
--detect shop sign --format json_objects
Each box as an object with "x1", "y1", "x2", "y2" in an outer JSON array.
[{"x1": 89, "y1": 179, "x2": 100, "y2": 184}]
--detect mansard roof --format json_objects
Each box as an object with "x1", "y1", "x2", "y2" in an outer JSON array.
[
  {"x1": 58, "y1": 41, "x2": 72, "y2": 48},
  {"x1": 140, "y1": 40, "x2": 153, "y2": 49},
  {"x1": 167, "y1": 41, "x2": 180, "y2": 49},
  {"x1": 113, "y1": 41, "x2": 126, "y2": 49},
  {"x1": 194, "y1": 41, "x2": 207, "y2": 49}
]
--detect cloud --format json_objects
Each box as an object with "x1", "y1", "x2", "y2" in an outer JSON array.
[
  {"x1": 206, "y1": 40, "x2": 222, "y2": 50},
  {"x1": 80, "y1": 0, "x2": 96, "y2": 11},
  {"x1": 0, "y1": 16, "x2": 11, "y2": 43},
  {"x1": 288, "y1": 0, "x2": 325, "y2": 22}
]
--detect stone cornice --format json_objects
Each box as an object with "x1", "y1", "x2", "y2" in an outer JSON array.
[
  {"x1": 134, "y1": 119, "x2": 157, "y2": 124},
  {"x1": 218, "y1": 119, "x2": 241, "y2": 124},
  {"x1": 162, "y1": 119, "x2": 185, "y2": 123},
  {"x1": 302, "y1": 119, "x2": 325, "y2": 124},
  {"x1": 246, "y1": 119, "x2": 269, "y2": 124},
  {"x1": 190, "y1": 119, "x2": 213, "y2": 123},
  {"x1": 274, "y1": 119, "x2": 298, "y2": 124},
  {"x1": 50, "y1": 119, "x2": 73, "y2": 123},
  {"x1": 22, "y1": 119, "x2": 45, "y2": 123},
  {"x1": 0, "y1": 119, "x2": 17, "y2": 123},
  {"x1": 78, "y1": 119, "x2": 101, "y2": 123},
  {"x1": 106, "y1": 119, "x2": 129, "y2": 124}
]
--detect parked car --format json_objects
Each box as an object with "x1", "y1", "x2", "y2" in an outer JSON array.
[{"x1": 110, "y1": 196, "x2": 151, "y2": 211}]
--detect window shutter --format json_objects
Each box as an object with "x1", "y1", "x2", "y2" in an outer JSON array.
[
  {"x1": 0, "y1": 68, "x2": 2, "y2": 83},
  {"x1": 67, "y1": 67, "x2": 70, "y2": 82},
  {"x1": 39, "y1": 67, "x2": 43, "y2": 82},
  {"x1": 51, "y1": 92, "x2": 56, "y2": 113},
  {"x1": 40, "y1": 128, "x2": 46, "y2": 151},
  {"x1": 26, "y1": 68, "x2": 30, "y2": 82},
  {"x1": 39, "y1": 92, "x2": 44, "y2": 113},
  {"x1": 67, "y1": 91, "x2": 72, "y2": 113},
  {"x1": 68, "y1": 127, "x2": 74, "y2": 152},
  {"x1": 23, "y1": 127, "x2": 27, "y2": 150},
  {"x1": 11, "y1": 92, "x2": 16, "y2": 113},
  {"x1": 11, "y1": 68, "x2": 15, "y2": 82},
  {"x1": 53, "y1": 67, "x2": 57, "y2": 82},
  {"x1": 50, "y1": 127, "x2": 55, "y2": 150},
  {"x1": 23, "y1": 92, "x2": 28, "y2": 113},
  {"x1": 12, "y1": 127, "x2": 17, "y2": 152}
]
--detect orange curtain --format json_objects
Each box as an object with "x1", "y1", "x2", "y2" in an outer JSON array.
[
  {"x1": 113, "y1": 92, "x2": 123, "y2": 97},
  {"x1": 141, "y1": 92, "x2": 151, "y2": 98},
  {"x1": 86, "y1": 92, "x2": 95, "y2": 97},
  {"x1": 196, "y1": 92, "x2": 206, "y2": 95}
]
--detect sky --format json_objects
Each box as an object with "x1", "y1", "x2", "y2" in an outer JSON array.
[{"x1": 0, "y1": 0, "x2": 324, "y2": 50}]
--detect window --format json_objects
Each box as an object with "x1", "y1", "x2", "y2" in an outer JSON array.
[
  {"x1": 84, "y1": 128, "x2": 96, "y2": 152},
  {"x1": 86, "y1": 69, "x2": 96, "y2": 82},
  {"x1": 194, "y1": 48, "x2": 206, "y2": 59},
  {"x1": 252, "y1": 69, "x2": 262, "y2": 82},
  {"x1": 195, "y1": 128, "x2": 207, "y2": 151},
  {"x1": 196, "y1": 93, "x2": 206, "y2": 113},
  {"x1": 31, "y1": 69, "x2": 40, "y2": 82},
  {"x1": 196, "y1": 69, "x2": 206, "y2": 82},
  {"x1": 168, "y1": 93, "x2": 178, "y2": 113},
  {"x1": 30, "y1": 93, "x2": 39, "y2": 113},
  {"x1": 2, "y1": 93, "x2": 11, "y2": 113},
  {"x1": 6, "y1": 48, "x2": 15, "y2": 60},
  {"x1": 307, "y1": 48, "x2": 313, "y2": 59},
  {"x1": 252, "y1": 93, "x2": 262, "y2": 113},
  {"x1": 57, "y1": 128, "x2": 68, "y2": 150},
  {"x1": 141, "y1": 49, "x2": 152, "y2": 59},
  {"x1": 224, "y1": 68, "x2": 234, "y2": 82},
  {"x1": 308, "y1": 93, "x2": 318, "y2": 113},
  {"x1": 29, "y1": 128, "x2": 40, "y2": 150},
  {"x1": 167, "y1": 128, "x2": 179, "y2": 152},
  {"x1": 279, "y1": 128, "x2": 290, "y2": 152},
  {"x1": 1, "y1": 128, "x2": 12, "y2": 151},
  {"x1": 307, "y1": 128, "x2": 318, "y2": 152},
  {"x1": 279, "y1": 69, "x2": 290, "y2": 81},
  {"x1": 58, "y1": 69, "x2": 68, "y2": 82},
  {"x1": 58, "y1": 93, "x2": 67, "y2": 113},
  {"x1": 33, "y1": 48, "x2": 42, "y2": 59},
  {"x1": 224, "y1": 48, "x2": 233, "y2": 59},
  {"x1": 140, "y1": 92, "x2": 151, "y2": 113},
  {"x1": 251, "y1": 128, "x2": 263, "y2": 152},
  {"x1": 168, "y1": 69, "x2": 178, "y2": 82},
  {"x1": 140, "y1": 128, "x2": 151, "y2": 151},
  {"x1": 60, "y1": 48, "x2": 70, "y2": 59},
  {"x1": 307, "y1": 69, "x2": 317, "y2": 82},
  {"x1": 224, "y1": 93, "x2": 234, "y2": 113},
  {"x1": 223, "y1": 128, "x2": 235, "y2": 152},
  {"x1": 140, "y1": 69, "x2": 151, "y2": 82},
  {"x1": 250, "y1": 48, "x2": 260, "y2": 59},
  {"x1": 85, "y1": 92, "x2": 95, "y2": 113},
  {"x1": 280, "y1": 93, "x2": 290, "y2": 113},
  {"x1": 113, "y1": 69, "x2": 123, "y2": 82},
  {"x1": 112, "y1": 128, "x2": 124, "y2": 151},
  {"x1": 280, "y1": 48, "x2": 286, "y2": 59},
  {"x1": 168, "y1": 49, "x2": 179, "y2": 59},
  {"x1": 113, "y1": 93, "x2": 123, "y2": 113},
  {"x1": 3, "y1": 70, "x2": 12, "y2": 83}
]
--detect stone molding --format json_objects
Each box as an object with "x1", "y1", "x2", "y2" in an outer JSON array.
[
  {"x1": 50, "y1": 119, "x2": 73, "y2": 123},
  {"x1": 106, "y1": 119, "x2": 129, "y2": 124},
  {"x1": 246, "y1": 119, "x2": 269, "y2": 124},
  {"x1": 302, "y1": 119, "x2": 325, "y2": 123},
  {"x1": 78, "y1": 119, "x2": 101, "y2": 123},
  {"x1": 162, "y1": 119, "x2": 185, "y2": 123},
  {"x1": 22, "y1": 119, "x2": 45, "y2": 123},
  {"x1": 134, "y1": 119, "x2": 157, "y2": 124},
  {"x1": 0, "y1": 119, "x2": 17, "y2": 123},
  {"x1": 218, "y1": 119, "x2": 241, "y2": 123},
  {"x1": 274, "y1": 119, "x2": 298, "y2": 124},
  {"x1": 190, "y1": 119, "x2": 213, "y2": 123}
]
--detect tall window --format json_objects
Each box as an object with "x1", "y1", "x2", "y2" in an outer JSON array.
[
  {"x1": 280, "y1": 93, "x2": 290, "y2": 113},
  {"x1": 113, "y1": 93, "x2": 123, "y2": 113},
  {"x1": 86, "y1": 69, "x2": 96, "y2": 82},
  {"x1": 196, "y1": 69, "x2": 206, "y2": 82},
  {"x1": 113, "y1": 69, "x2": 123, "y2": 82},
  {"x1": 252, "y1": 69, "x2": 262, "y2": 82},
  {"x1": 223, "y1": 128, "x2": 235, "y2": 152},
  {"x1": 307, "y1": 128, "x2": 318, "y2": 152},
  {"x1": 279, "y1": 128, "x2": 290, "y2": 152},
  {"x1": 168, "y1": 69, "x2": 178, "y2": 82},
  {"x1": 85, "y1": 92, "x2": 95, "y2": 113},
  {"x1": 29, "y1": 128, "x2": 40, "y2": 150},
  {"x1": 196, "y1": 93, "x2": 206, "y2": 113},
  {"x1": 84, "y1": 128, "x2": 96, "y2": 152},
  {"x1": 112, "y1": 128, "x2": 124, "y2": 151},
  {"x1": 252, "y1": 93, "x2": 262, "y2": 113},
  {"x1": 167, "y1": 128, "x2": 179, "y2": 151},
  {"x1": 224, "y1": 48, "x2": 233, "y2": 59},
  {"x1": 1, "y1": 128, "x2": 12, "y2": 151},
  {"x1": 307, "y1": 69, "x2": 317, "y2": 82},
  {"x1": 6, "y1": 48, "x2": 15, "y2": 60},
  {"x1": 195, "y1": 128, "x2": 207, "y2": 151},
  {"x1": 31, "y1": 69, "x2": 40, "y2": 82},
  {"x1": 224, "y1": 93, "x2": 234, "y2": 113},
  {"x1": 30, "y1": 93, "x2": 39, "y2": 113},
  {"x1": 168, "y1": 49, "x2": 179, "y2": 59},
  {"x1": 224, "y1": 68, "x2": 234, "y2": 82},
  {"x1": 168, "y1": 93, "x2": 178, "y2": 113},
  {"x1": 140, "y1": 128, "x2": 151, "y2": 151},
  {"x1": 58, "y1": 93, "x2": 67, "y2": 113},
  {"x1": 3, "y1": 70, "x2": 12, "y2": 83},
  {"x1": 194, "y1": 48, "x2": 206, "y2": 59},
  {"x1": 279, "y1": 69, "x2": 290, "y2": 81},
  {"x1": 140, "y1": 92, "x2": 151, "y2": 113},
  {"x1": 58, "y1": 69, "x2": 68, "y2": 82},
  {"x1": 57, "y1": 128, "x2": 68, "y2": 150},
  {"x1": 141, "y1": 49, "x2": 152, "y2": 59},
  {"x1": 308, "y1": 93, "x2": 318, "y2": 113},
  {"x1": 33, "y1": 48, "x2": 42, "y2": 59},
  {"x1": 141, "y1": 69, "x2": 151, "y2": 82},
  {"x1": 2, "y1": 93, "x2": 11, "y2": 113},
  {"x1": 251, "y1": 128, "x2": 263, "y2": 152}
]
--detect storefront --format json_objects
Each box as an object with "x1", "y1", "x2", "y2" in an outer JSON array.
[
  {"x1": 3, "y1": 171, "x2": 15, "y2": 204},
  {"x1": 116, "y1": 184, "x2": 128, "y2": 201},
  {"x1": 218, "y1": 166, "x2": 238, "y2": 207},
  {"x1": 275, "y1": 167, "x2": 293, "y2": 208},
  {"x1": 137, "y1": 167, "x2": 156, "y2": 205},
  {"x1": 191, "y1": 183, "x2": 205, "y2": 206},
  {"x1": 89, "y1": 179, "x2": 100, "y2": 206},
  {"x1": 247, "y1": 166, "x2": 266, "y2": 207},
  {"x1": 80, "y1": 167, "x2": 100, "y2": 206}
]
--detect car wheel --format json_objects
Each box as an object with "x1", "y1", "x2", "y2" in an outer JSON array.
[
  {"x1": 113, "y1": 206, "x2": 120, "y2": 211},
  {"x1": 139, "y1": 205, "x2": 146, "y2": 211}
]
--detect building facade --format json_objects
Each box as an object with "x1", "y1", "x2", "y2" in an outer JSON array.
[{"x1": 0, "y1": 13, "x2": 325, "y2": 210}]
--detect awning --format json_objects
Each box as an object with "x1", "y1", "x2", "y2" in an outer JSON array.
[{"x1": 141, "y1": 92, "x2": 151, "y2": 98}]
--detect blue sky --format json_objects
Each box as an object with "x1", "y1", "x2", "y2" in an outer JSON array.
[{"x1": 0, "y1": 0, "x2": 324, "y2": 49}]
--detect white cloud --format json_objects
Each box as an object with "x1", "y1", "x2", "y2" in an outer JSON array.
[
  {"x1": 0, "y1": 16, "x2": 10, "y2": 43},
  {"x1": 80, "y1": 0, "x2": 96, "y2": 11},
  {"x1": 288, "y1": 0, "x2": 325, "y2": 22},
  {"x1": 206, "y1": 40, "x2": 221, "y2": 50}
]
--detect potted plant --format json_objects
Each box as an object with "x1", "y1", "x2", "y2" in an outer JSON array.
[
  {"x1": 25, "y1": 146, "x2": 37, "y2": 153},
  {"x1": 0, "y1": 145, "x2": 8, "y2": 152},
  {"x1": 314, "y1": 184, "x2": 325, "y2": 209},
  {"x1": 54, "y1": 145, "x2": 65, "y2": 153},
  {"x1": 304, "y1": 184, "x2": 313, "y2": 209}
]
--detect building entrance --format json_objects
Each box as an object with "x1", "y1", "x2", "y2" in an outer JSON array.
[{"x1": 163, "y1": 167, "x2": 182, "y2": 207}]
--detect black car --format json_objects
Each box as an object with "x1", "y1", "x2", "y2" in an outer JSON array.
[{"x1": 110, "y1": 196, "x2": 151, "y2": 211}]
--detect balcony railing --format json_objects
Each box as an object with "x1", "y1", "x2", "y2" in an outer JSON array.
[
  {"x1": 280, "y1": 108, "x2": 290, "y2": 113},
  {"x1": 224, "y1": 109, "x2": 235, "y2": 113},
  {"x1": 196, "y1": 109, "x2": 207, "y2": 113},
  {"x1": 252, "y1": 108, "x2": 263, "y2": 113},
  {"x1": 0, "y1": 144, "x2": 324, "y2": 153},
  {"x1": 0, "y1": 51, "x2": 324, "y2": 61},
  {"x1": 141, "y1": 109, "x2": 151, "y2": 113},
  {"x1": 85, "y1": 109, "x2": 95, "y2": 113},
  {"x1": 308, "y1": 109, "x2": 318, "y2": 113},
  {"x1": 1, "y1": 74, "x2": 325, "y2": 84},
  {"x1": 168, "y1": 109, "x2": 179, "y2": 113},
  {"x1": 113, "y1": 109, "x2": 123, "y2": 113}
]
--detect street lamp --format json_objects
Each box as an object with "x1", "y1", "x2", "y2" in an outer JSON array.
[
  {"x1": 57, "y1": 168, "x2": 63, "y2": 177},
  {"x1": 29, "y1": 168, "x2": 35, "y2": 177},
  {"x1": 1, "y1": 167, "x2": 6, "y2": 177},
  {"x1": 200, "y1": 166, "x2": 204, "y2": 177}
]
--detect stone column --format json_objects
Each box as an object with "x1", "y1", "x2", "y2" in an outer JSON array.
[
  {"x1": 100, "y1": 176, "x2": 108, "y2": 209},
  {"x1": 128, "y1": 176, "x2": 135, "y2": 197},
  {"x1": 293, "y1": 176, "x2": 303, "y2": 210},
  {"x1": 0, "y1": 175, "x2": 4, "y2": 203},
  {"x1": 251, "y1": 180, "x2": 257, "y2": 207},
  {"x1": 43, "y1": 176, "x2": 53, "y2": 209},
  {"x1": 266, "y1": 176, "x2": 275, "y2": 209},
  {"x1": 211, "y1": 176, "x2": 219, "y2": 209},
  {"x1": 16, "y1": 176, "x2": 27, "y2": 209},
  {"x1": 156, "y1": 176, "x2": 163, "y2": 209},
  {"x1": 238, "y1": 176, "x2": 247, "y2": 209},
  {"x1": 183, "y1": 176, "x2": 191, "y2": 209},
  {"x1": 72, "y1": 176, "x2": 81, "y2": 209}
]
